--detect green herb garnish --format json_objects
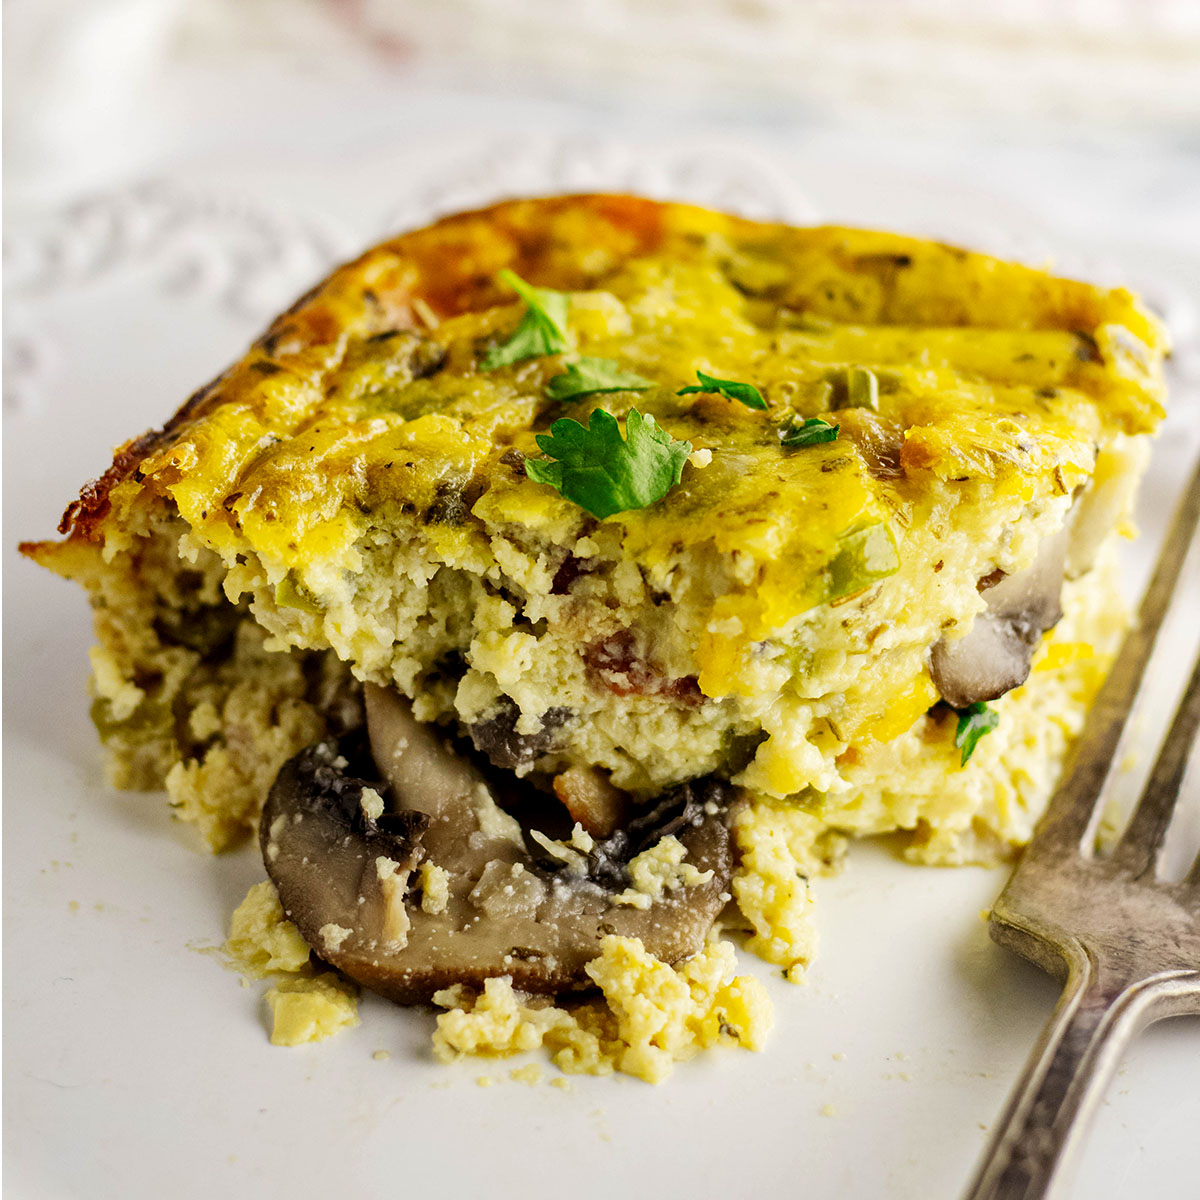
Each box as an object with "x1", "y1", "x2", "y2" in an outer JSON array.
[
  {"x1": 524, "y1": 408, "x2": 692, "y2": 519},
  {"x1": 779, "y1": 416, "x2": 840, "y2": 447},
  {"x1": 482, "y1": 269, "x2": 569, "y2": 370},
  {"x1": 954, "y1": 702, "x2": 999, "y2": 766},
  {"x1": 546, "y1": 356, "x2": 653, "y2": 402},
  {"x1": 677, "y1": 370, "x2": 766, "y2": 410}
]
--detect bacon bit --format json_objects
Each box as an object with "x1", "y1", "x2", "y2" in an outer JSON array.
[
  {"x1": 552, "y1": 767, "x2": 630, "y2": 838},
  {"x1": 551, "y1": 553, "x2": 590, "y2": 595},
  {"x1": 583, "y1": 629, "x2": 704, "y2": 704},
  {"x1": 664, "y1": 675, "x2": 705, "y2": 703}
]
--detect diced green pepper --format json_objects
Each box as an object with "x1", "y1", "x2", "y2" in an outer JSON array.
[
  {"x1": 275, "y1": 575, "x2": 323, "y2": 614},
  {"x1": 846, "y1": 367, "x2": 879, "y2": 410},
  {"x1": 826, "y1": 522, "x2": 899, "y2": 602}
]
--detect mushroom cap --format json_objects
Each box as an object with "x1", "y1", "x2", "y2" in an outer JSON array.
[{"x1": 260, "y1": 688, "x2": 733, "y2": 1004}]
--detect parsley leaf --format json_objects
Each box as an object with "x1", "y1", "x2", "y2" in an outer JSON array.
[
  {"x1": 677, "y1": 370, "x2": 766, "y2": 410},
  {"x1": 546, "y1": 357, "x2": 653, "y2": 402},
  {"x1": 954, "y1": 702, "x2": 999, "y2": 766},
  {"x1": 482, "y1": 268, "x2": 569, "y2": 370},
  {"x1": 524, "y1": 408, "x2": 692, "y2": 519},
  {"x1": 779, "y1": 416, "x2": 840, "y2": 447}
]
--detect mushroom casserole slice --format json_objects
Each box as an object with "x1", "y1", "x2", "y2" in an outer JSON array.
[{"x1": 22, "y1": 195, "x2": 1168, "y2": 1077}]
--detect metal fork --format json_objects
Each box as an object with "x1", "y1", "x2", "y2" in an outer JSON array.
[{"x1": 965, "y1": 454, "x2": 1200, "y2": 1200}]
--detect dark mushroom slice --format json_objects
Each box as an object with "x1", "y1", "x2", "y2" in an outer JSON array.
[
  {"x1": 929, "y1": 523, "x2": 1070, "y2": 709},
  {"x1": 468, "y1": 697, "x2": 572, "y2": 771},
  {"x1": 260, "y1": 684, "x2": 733, "y2": 1004}
]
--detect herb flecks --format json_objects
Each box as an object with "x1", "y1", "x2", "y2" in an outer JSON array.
[
  {"x1": 482, "y1": 269, "x2": 569, "y2": 370},
  {"x1": 524, "y1": 408, "x2": 692, "y2": 520},
  {"x1": 678, "y1": 370, "x2": 766, "y2": 411},
  {"x1": 779, "y1": 416, "x2": 840, "y2": 447},
  {"x1": 954, "y1": 702, "x2": 999, "y2": 766},
  {"x1": 546, "y1": 357, "x2": 653, "y2": 402}
]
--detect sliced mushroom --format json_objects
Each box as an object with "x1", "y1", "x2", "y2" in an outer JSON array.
[
  {"x1": 468, "y1": 697, "x2": 571, "y2": 771},
  {"x1": 929, "y1": 524, "x2": 1069, "y2": 709},
  {"x1": 260, "y1": 684, "x2": 733, "y2": 1003}
]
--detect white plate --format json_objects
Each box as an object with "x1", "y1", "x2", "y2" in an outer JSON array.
[{"x1": 5, "y1": 138, "x2": 1199, "y2": 1200}]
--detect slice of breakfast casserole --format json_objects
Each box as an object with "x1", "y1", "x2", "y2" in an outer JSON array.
[{"x1": 22, "y1": 195, "x2": 1167, "y2": 1076}]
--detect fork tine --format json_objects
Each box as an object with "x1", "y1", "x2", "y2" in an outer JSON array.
[
  {"x1": 1111, "y1": 648, "x2": 1200, "y2": 879},
  {"x1": 1033, "y1": 454, "x2": 1200, "y2": 853},
  {"x1": 1187, "y1": 852, "x2": 1200, "y2": 891}
]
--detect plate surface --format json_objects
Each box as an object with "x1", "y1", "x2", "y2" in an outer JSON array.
[{"x1": 5, "y1": 137, "x2": 1199, "y2": 1200}]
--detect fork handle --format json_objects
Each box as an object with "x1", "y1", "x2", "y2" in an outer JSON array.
[{"x1": 964, "y1": 961, "x2": 1164, "y2": 1200}]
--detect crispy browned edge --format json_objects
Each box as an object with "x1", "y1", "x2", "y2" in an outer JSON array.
[{"x1": 19, "y1": 194, "x2": 682, "y2": 556}]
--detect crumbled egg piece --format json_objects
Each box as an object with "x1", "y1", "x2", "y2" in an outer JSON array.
[
  {"x1": 613, "y1": 835, "x2": 713, "y2": 909},
  {"x1": 225, "y1": 880, "x2": 360, "y2": 1045},
  {"x1": 266, "y1": 973, "x2": 360, "y2": 1046},
  {"x1": 319, "y1": 923, "x2": 352, "y2": 953},
  {"x1": 419, "y1": 862, "x2": 451, "y2": 915},
  {"x1": 225, "y1": 880, "x2": 311, "y2": 977},
  {"x1": 730, "y1": 804, "x2": 828, "y2": 976},
  {"x1": 432, "y1": 935, "x2": 772, "y2": 1084},
  {"x1": 359, "y1": 786, "x2": 385, "y2": 822}
]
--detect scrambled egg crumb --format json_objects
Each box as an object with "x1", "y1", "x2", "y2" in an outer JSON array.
[
  {"x1": 613, "y1": 835, "x2": 715, "y2": 909},
  {"x1": 266, "y1": 973, "x2": 360, "y2": 1046},
  {"x1": 226, "y1": 880, "x2": 361, "y2": 1045},
  {"x1": 432, "y1": 935, "x2": 772, "y2": 1084},
  {"x1": 359, "y1": 786, "x2": 385, "y2": 821},
  {"x1": 419, "y1": 861, "x2": 451, "y2": 915},
  {"x1": 319, "y1": 923, "x2": 352, "y2": 953},
  {"x1": 225, "y1": 880, "x2": 311, "y2": 977},
  {"x1": 730, "y1": 805, "x2": 826, "y2": 974}
]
